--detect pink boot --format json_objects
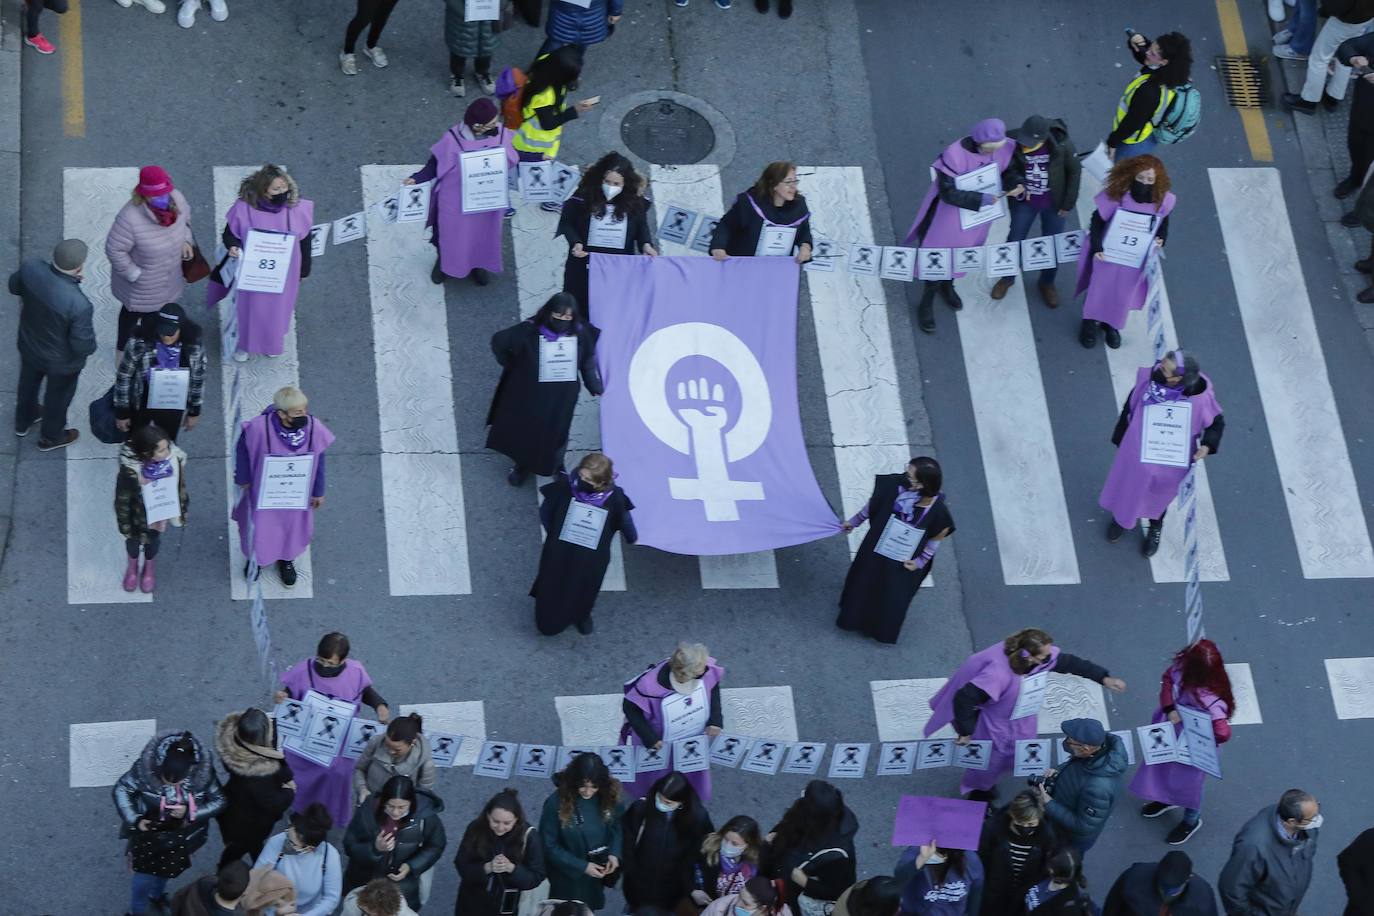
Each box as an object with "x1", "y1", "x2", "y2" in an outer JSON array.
[
  {"x1": 140, "y1": 557, "x2": 157, "y2": 593},
  {"x1": 122, "y1": 557, "x2": 140, "y2": 592}
]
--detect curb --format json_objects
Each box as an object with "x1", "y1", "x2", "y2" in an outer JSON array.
[{"x1": 0, "y1": 0, "x2": 23, "y2": 573}]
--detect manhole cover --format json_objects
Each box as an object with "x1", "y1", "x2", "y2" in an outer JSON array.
[{"x1": 621, "y1": 100, "x2": 716, "y2": 164}]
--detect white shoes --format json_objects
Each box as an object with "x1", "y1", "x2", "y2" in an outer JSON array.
[
  {"x1": 232, "y1": 349, "x2": 248, "y2": 363},
  {"x1": 113, "y1": 0, "x2": 134, "y2": 7},
  {"x1": 340, "y1": 52, "x2": 358, "y2": 75},
  {"x1": 177, "y1": 0, "x2": 196, "y2": 27},
  {"x1": 449, "y1": 76, "x2": 466, "y2": 97},
  {"x1": 208, "y1": 0, "x2": 227, "y2": 20},
  {"x1": 361, "y1": 45, "x2": 389, "y2": 68},
  {"x1": 1268, "y1": 0, "x2": 1287, "y2": 21}
]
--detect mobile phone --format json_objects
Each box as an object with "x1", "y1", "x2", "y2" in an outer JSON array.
[
  {"x1": 500, "y1": 889, "x2": 521, "y2": 914},
  {"x1": 583, "y1": 95, "x2": 602, "y2": 106}
]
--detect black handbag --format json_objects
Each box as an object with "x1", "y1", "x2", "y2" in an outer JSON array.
[
  {"x1": 88, "y1": 385, "x2": 124, "y2": 444},
  {"x1": 128, "y1": 819, "x2": 207, "y2": 879}
]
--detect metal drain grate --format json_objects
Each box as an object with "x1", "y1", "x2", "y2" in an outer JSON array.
[{"x1": 1216, "y1": 55, "x2": 1267, "y2": 108}]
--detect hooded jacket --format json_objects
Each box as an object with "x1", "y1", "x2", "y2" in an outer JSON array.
[
  {"x1": 1044, "y1": 733, "x2": 1130, "y2": 842},
  {"x1": 343, "y1": 787, "x2": 448, "y2": 910},
  {"x1": 352, "y1": 732, "x2": 437, "y2": 800},
  {"x1": 215, "y1": 713, "x2": 295, "y2": 851},
  {"x1": 113, "y1": 730, "x2": 226, "y2": 839},
  {"x1": 1103, "y1": 861, "x2": 1218, "y2": 915},
  {"x1": 766, "y1": 806, "x2": 861, "y2": 908},
  {"x1": 115, "y1": 441, "x2": 190, "y2": 541},
  {"x1": 1218, "y1": 806, "x2": 1318, "y2": 916},
  {"x1": 1010, "y1": 119, "x2": 1082, "y2": 213}
]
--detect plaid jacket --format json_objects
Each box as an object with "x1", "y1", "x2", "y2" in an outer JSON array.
[{"x1": 113, "y1": 336, "x2": 208, "y2": 418}]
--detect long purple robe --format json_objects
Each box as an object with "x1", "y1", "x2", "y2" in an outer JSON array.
[
  {"x1": 1128, "y1": 663, "x2": 1229, "y2": 809},
  {"x1": 279, "y1": 656, "x2": 373, "y2": 828},
  {"x1": 429, "y1": 125, "x2": 517, "y2": 279},
  {"x1": 1099, "y1": 367, "x2": 1221, "y2": 528},
  {"x1": 618, "y1": 657, "x2": 725, "y2": 802},
  {"x1": 232, "y1": 410, "x2": 336, "y2": 564},
  {"x1": 1074, "y1": 190, "x2": 1176, "y2": 329},
  {"x1": 207, "y1": 198, "x2": 315, "y2": 355},
  {"x1": 903, "y1": 138, "x2": 1015, "y2": 278},
  {"x1": 924, "y1": 643, "x2": 1062, "y2": 793}
]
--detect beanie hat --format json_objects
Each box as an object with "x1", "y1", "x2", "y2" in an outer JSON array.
[
  {"x1": 136, "y1": 165, "x2": 174, "y2": 198},
  {"x1": 464, "y1": 97, "x2": 500, "y2": 129},
  {"x1": 52, "y1": 239, "x2": 87, "y2": 271},
  {"x1": 970, "y1": 118, "x2": 1007, "y2": 144}
]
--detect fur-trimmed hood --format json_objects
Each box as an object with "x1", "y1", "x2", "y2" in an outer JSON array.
[{"x1": 217, "y1": 712, "x2": 285, "y2": 778}]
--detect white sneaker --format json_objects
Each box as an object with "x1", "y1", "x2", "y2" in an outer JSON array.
[
  {"x1": 113, "y1": 0, "x2": 134, "y2": 8},
  {"x1": 207, "y1": 0, "x2": 226, "y2": 20},
  {"x1": 177, "y1": 0, "x2": 197, "y2": 27},
  {"x1": 137, "y1": 0, "x2": 166, "y2": 12},
  {"x1": 449, "y1": 76, "x2": 466, "y2": 97},
  {"x1": 1268, "y1": 0, "x2": 1286, "y2": 20},
  {"x1": 340, "y1": 52, "x2": 358, "y2": 75},
  {"x1": 232, "y1": 349, "x2": 248, "y2": 362},
  {"x1": 1273, "y1": 29, "x2": 1292, "y2": 45},
  {"x1": 362, "y1": 45, "x2": 389, "y2": 68},
  {"x1": 476, "y1": 72, "x2": 496, "y2": 95}
]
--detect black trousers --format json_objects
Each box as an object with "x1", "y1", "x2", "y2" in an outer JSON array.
[
  {"x1": 1349, "y1": 122, "x2": 1374, "y2": 186},
  {"x1": 25, "y1": 0, "x2": 68, "y2": 38},
  {"x1": 15, "y1": 358, "x2": 80, "y2": 442},
  {"x1": 450, "y1": 54, "x2": 494, "y2": 80},
  {"x1": 126, "y1": 531, "x2": 161, "y2": 560},
  {"x1": 343, "y1": 0, "x2": 400, "y2": 53}
]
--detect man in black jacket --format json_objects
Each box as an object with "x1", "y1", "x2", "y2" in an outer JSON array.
[
  {"x1": 10, "y1": 238, "x2": 96, "y2": 450},
  {"x1": 1335, "y1": 30, "x2": 1374, "y2": 198},
  {"x1": 1103, "y1": 851, "x2": 1218, "y2": 915},
  {"x1": 1338, "y1": 826, "x2": 1374, "y2": 916},
  {"x1": 993, "y1": 115, "x2": 1081, "y2": 308}
]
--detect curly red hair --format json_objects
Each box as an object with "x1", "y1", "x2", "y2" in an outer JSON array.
[{"x1": 1103, "y1": 155, "x2": 1171, "y2": 206}]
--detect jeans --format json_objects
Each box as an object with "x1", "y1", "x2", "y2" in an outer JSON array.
[
  {"x1": 130, "y1": 871, "x2": 168, "y2": 915},
  {"x1": 15, "y1": 358, "x2": 81, "y2": 442},
  {"x1": 1302, "y1": 16, "x2": 1372, "y2": 102},
  {"x1": 1286, "y1": 0, "x2": 1319, "y2": 55},
  {"x1": 1116, "y1": 134, "x2": 1158, "y2": 162},
  {"x1": 1006, "y1": 201, "x2": 1067, "y2": 284}
]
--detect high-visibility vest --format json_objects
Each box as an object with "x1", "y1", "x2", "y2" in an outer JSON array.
[
  {"x1": 1114, "y1": 74, "x2": 1176, "y2": 145},
  {"x1": 513, "y1": 85, "x2": 564, "y2": 159}
]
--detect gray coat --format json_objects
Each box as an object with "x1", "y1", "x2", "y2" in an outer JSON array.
[
  {"x1": 10, "y1": 259, "x2": 97, "y2": 374},
  {"x1": 444, "y1": 0, "x2": 499, "y2": 58},
  {"x1": 1218, "y1": 805, "x2": 1317, "y2": 916}
]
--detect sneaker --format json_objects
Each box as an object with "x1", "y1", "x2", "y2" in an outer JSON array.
[
  {"x1": 113, "y1": 0, "x2": 134, "y2": 6},
  {"x1": 540, "y1": 201, "x2": 563, "y2": 213},
  {"x1": 1273, "y1": 45, "x2": 1308, "y2": 62},
  {"x1": 177, "y1": 0, "x2": 196, "y2": 28},
  {"x1": 476, "y1": 72, "x2": 496, "y2": 95},
  {"x1": 1167, "y1": 818, "x2": 1202, "y2": 845},
  {"x1": 1272, "y1": 28, "x2": 1292, "y2": 44},
  {"x1": 362, "y1": 45, "x2": 389, "y2": 68},
  {"x1": 716, "y1": 0, "x2": 732, "y2": 7},
  {"x1": 24, "y1": 33, "x2": 55, "y2": 53},
  {"x1": 1141, "y1": 801, "x2": 1178, "y2": 818},
  {"x1": 504, "y1": 207, "x2": 516, "y2": 219},
  {"x1": 449, "y1": 76, "x2": 466, "y2": 98},
  {"x1": 1268, "y1": 0, "x2": 1286, "y2": 20},
  {"x1": 137, "y1": 0, "x2": 166, "y2": 11},
  {"x1": 207, "y1": 0, "x2": 226, "y2": 20},
  {"x1": 14, "y1": 411, "x2": 42, "y2": 437},
  {"x1": 232, "y1": 349, "x2": 248, "y2": 362},
  {"x1": 340, "y1": 52, "x2": 358, "y2": 76},
  {"x1": 37, "y1": 429, "x2": 79, "y2": 451},
  {"x1": 675, "y1": 0, "x2": 688, "y2": 5},
  {"x1": 277, "y1": 559, "x2": 297, "y2": 588},
  {"x1": 1143, "y1": 523, "x2": 1163, "y2": 558}
]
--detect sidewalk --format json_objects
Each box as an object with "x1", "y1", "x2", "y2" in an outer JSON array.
[{"x1": 0, "y1": 0, "x2": 22, "y2": 568}]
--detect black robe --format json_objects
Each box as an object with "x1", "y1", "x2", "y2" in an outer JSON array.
[
  {"x1": 709, "y1": 190, "x2": 813, "y2": 257},
  {"x1": 486, "y1": 321, "x2": 602, "y2": 476},
  {"x1": 532, "y1": 477, "x2": 635, "y2": 635},
  {"x1": 836, "y1": 474, "x2": 955, "y2": 644},
  {"x1": 557, "y1": 195, "x2": 653, "y2": 320}
]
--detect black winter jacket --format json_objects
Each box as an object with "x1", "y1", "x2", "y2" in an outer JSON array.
[
  {"x1": 1103, "y1": 861, "x2": 1219, "y2": 915},
  {"x1": 10, "y1": 259, "x2": 97, "y2": 374},
  {"x1": 112, "y1": 731, "x2": 226, "y2": 839},
  {"x1": 621, "y1": 797, "x2": 714, "y2": 908},
  {"x1": 214, "y1": 714, "x2": 295, "y2": 854},
  {"x1": 344, "y1": 787, "x2": 448, "y2": 910},
  {"x1": 976, "y1": 812, "x2": 1058, "y2": 915},
  {"x1": 765, "y1": 808, "x2": 860, "y2": 909}
]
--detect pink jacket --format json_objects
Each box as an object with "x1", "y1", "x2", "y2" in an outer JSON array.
[
  {"x1": 703, "y1": 893, "x2": 794, "y2": 916},
  {"x1": 105, "y1": 189, "x2": 192, "y2": 313}
]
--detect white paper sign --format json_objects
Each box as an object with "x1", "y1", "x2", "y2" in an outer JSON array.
[
  {"x1": 1013, "y1": 738, "x2": 1053, "y2": 777},
  {"x1": 343, "y1": 719, "x2": 382, "y2": 760},
  {"x1": 781, "y1": 742, "x2": 826, "y2": 775},
  {"x1": 296, "y1": 697, "x2": 353, "y2": 764},
  {"x1": 397, "y1": 182, "x2": 432, "y2": 224},
  {"x1": 1011, "y1": 671, "x2": 1049, "y2": 721},
  {"x1": 1102, "y1": 208, "x2": 1158, "y2": 269},
  {"x1": 588, "y1": 211, "x2": 629, "y2": 250},
  {"x1": 661, "y1": 684, "x2": 709, "y2": 742},
  {"x1": 1137, "y1": 723, "x2": 1180, "y2": 765},
  {"x1": 1054, "y1": 230, "x2": 1084, "y2": 263},
  {"x1": 465, "y1": 0, "x2": 500, "y2": 20},
  {"x1": 257, "y1": 454, "x2": 315, "y2": 511},
  {"x1": 538, "y1": 335, "x2": 578, "y2": 383},
  {"x1": 333, "y1": 212, "x2": 366, "y2": 244},
  {"x1": 916, "y1": 248, "x2": 952, "y2": 280},
  {"x1": 238, "y1": 230, "x2": 295, "y2": 294},
  {"x1": 520, "y1": 162, "x2": 554, "y2": 202},
  {"x1": 273, "y1": 699, "x2": 309, "y2": 739},
  {"x1": 558, "y1": 502, "x2": 608, "y2": 550},
  {"x1": 1177, "y1": 706, "x2": 1222, "y2": 779},
  {"x1": 474, "y1": 741, "x2": 516, "y2": 778},
  {"x1": 916, "y1": 739, "x2": 953, "y2": 770},
  {"x1": 309, "y1": 223, "x2": 330, "y2": 257},
  {"x1": 1111, "y1": 730, "x2": 1136, "y2": 766},
  {"x1": 672, "y1": 735, "x2": 710, "y2": 773},
  {"x1": 379, "y1": 195, "x2": 400, "y2": 224},
  {"x1": 986, "y1": 242, "x2": 1020, "y2": 277},
  {"x1": 146, "y1": 368, "x2": 190, "y2": 412},
  {"x1": 827, "y1": 743, "x2": 870, "y2": 779},
  {"x1": 141, "y1": 465, "x2": 181, "y2": 525},
  {"x1": 740, "y1": 738, "x2": 785, "y2": 775},
  {"x1": 804, "y1": 238, "x2": 840, "y2": 274},
  {"x1": 953, "y1": 740, "x2": 992, "y2": 770},
  {"x1": 516, "y1": 745, "x2": 556, "y2": 779},
  {"x1": 874, "y1": 515, "x2": 922, "y2": 563},
  {"x1": 755, "y1": 224, "x2": 797, "y2": 258},
  {"x1": 876, "y1": 742, "x2": 918, "y2": 776},
  {"x1": 848, "y1": 244, "x2": 881, "y2": 276},
  {"x1": 954, "y1": 162, "x2": 1007, "y2": 229},
  {"x1": 635, "y1": 743, "x2": 670, "y2": 774},
  {"x1": 1020, "y1": 236, "x2": 1056, "y2": 271},
  {"x1": 556, "y1": 746, "x2": 598, "y2": 773},
  {"x1": 598, "y1": 745, "x2": 636, "y2": 782},
  {"x1": 429, "y1": 733, "x2": 464, "y2": 768},
  {"x1": 709, "y1": 734, "x2": 750, "y2": 768},
  {"x1": 659, "y1": 206, "x2": 698, "y2": 245},
  {"x1": 880, "y1": 246, "x2": 916, "y2": 281},
  {"x1": 954, "y1": 246, "x2": 985, "y2": 273},
  {"x1": 552, "y1": 163, "x2": 581, "y2": 202},
  {"x1": 461, "y1": 150, "x2": 510, "y2": 214},
  {"x1": 1140, "y1": 401, "x2": 1193, "y2": 468},
  {"x1": 1082, "y1": 142, "x2": 1112, "y2": 183},
  {"x1": 690, "y1": 217, "x2": 720, "y2": 254}
]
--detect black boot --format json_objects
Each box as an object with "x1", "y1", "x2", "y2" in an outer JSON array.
[
  {"x1": 754, "y1": 0, "x2": 768, "y2": 9},
  {"x1": 507, "y1": 465, "x2": 529, "y2": 487},
  {"x1": 1106, "y1": 520, "x2": 1125, "y2": 543},
  {"x1": 778, "y1": 0, "x2": 791, "y2": 15},
  {"x1": 940, "y1": 280, "x2": 963, "y2": 311},
  {"x1": 917, "y1": 289, "x2": 936, "y2": 334},
  {"x1": 1142, "y1": 522, "x2": 1163, "y2": 557},
  {"x1": 277, "y1": 559, "x2": 298, "y2": 587},
  {"x1": 431, "y1": 258, "x2": 445, "y2": 284},
  {"x1": 470, "y1": 267, "x2": 491, "y2": 286},
  {"x1": 1103, "y1": 323, "x2": 1122, "y2": 349},
  {"x1": 1079, "y1": 319, "x2": 1097, "y2": 348}
]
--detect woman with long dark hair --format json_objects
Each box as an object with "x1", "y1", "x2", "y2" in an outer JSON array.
[
  {"x1": 690, "y1": 815, "x2": 765, "y2": 908},
  {"x1": 455, "y1": 789, "x2": 547, "y2": 916},
  {"x1": 1023, "y1": 849, "x2": 1097, "y2": 914},
  {"x1": 764, "y1": 781, "x2": 859, "y2": 914},
  {"x1": 513, "y1": 47, "x2": 599, "y2": 212},
  {"x1": 702, "y1": 875, "x2": 792, "y2": 916},
  {"x1": 710, "y1": 161, "x2": 813, "y2": 262},
  {"x1": 539, "y1": 752, "x2": 625, "y2": 911},
  {"x1": 343, "y1": 774, "x2": 448, "y2": 911},
  {"x1": 621, "y1": 772, "x2": 714, "y2": 911},
  {"x1": 1129, "y1": 639, "x2": 1234, "y2": 845},
  {"x1": 215, "y1": 707, "x2": 295, "y2": 869},
  {"x1": 114, "y1": 422, "x2": 188, "y2": 594},
  {"x1": 1109, "y1": 31, "x2": 1193, "y2": 161},
  {"x1": 558, "y1": 152, "x2": 656, "y2": 318},
  {"x1": 895, "y1": 841, "x2": 983, "y2": 915},
  {"x1": 113, "y1": 304, "x2": 206, "y2": 441},
  {"x1": 837, "y1": 456, "x2": 955, "y2": 644}
]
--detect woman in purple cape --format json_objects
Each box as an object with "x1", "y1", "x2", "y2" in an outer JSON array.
[
  {"x1": 619, "y1": 642, "x2": 724, "y2": 802},
  {"x1": 904, "y1": 118, "x2": 1025, "y2": 334},
  {"x1": 1100, "y1": 349, "x2": 1223, "y2": 558},
  {"x1": 923, "y1": 628, "x2": 1126, "y2": 802},
  {"x1": 272, "y1": 632, "x2": 391, "y2": 828}
]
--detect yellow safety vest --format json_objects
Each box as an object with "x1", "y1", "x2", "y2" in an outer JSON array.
[
  {"x1": 1114, "y1": 74, "x2": 1175, "y2": 145},
  {"x1": 513, "y1": 85, "x2": 565, "y2": 159}
]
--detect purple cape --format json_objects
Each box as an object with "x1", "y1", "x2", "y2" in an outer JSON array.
[
  {"x1": 1129, "y1": 662, "x2": 1228, "y2": 809},
  {"x1": 1099, "y1": 367, "x2": 1221, "y2": 528},
  {"x1": 232, "y1": 410, "x2": 336, "y2": 564},
  {"x1": 903, "y1": 138, "x2": 1015, "y2": 277},
  {"x1": 279, "y1": 656, "x2": 373, "y2": 827},
  {"x1": 431, "y1": 126, "x2": 518, "y2": 278},
  {"x1": 207, "y1": 198, "x2": 315, "y2": 355},
  {"x1": 619, "y1": 657, "x2": 725, "y2": 802},
  {"x1": 924, "y1": 642, "x2": 1062, "y2": 793},
  {"x1": 1074, "y1": 189, "x2": 1176, "y2": 329}
]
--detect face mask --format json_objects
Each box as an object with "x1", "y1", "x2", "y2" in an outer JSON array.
[
  {"x1": 1130, "y1": 180, "x2": 1154, "y2": 203},
  {"x1": 547, "y1": 317, "x2": 573, "y2": 333},
  {"x1": 721, "y1": 842, "x2": 745, "y2": 859},
  {"x1": 1151, "y1": 368, "x2": 1183, "y2": 389},
  {"x1": 1300, "y1": 814, "x2": 1323, "y2": 831},
  {"x1": 270, "y1": 191, "x2": 289, "y2": 205},
  {"x1": 314, "y1": 660, "x2": 344, "y2": 677},
  {"x1": 149, "y1": 194, "x2": 172, "y2": 210},
  {"x1": 925, "y1": 852, "x2": 946, "y2": 866},
  {"x1": 655, "y1": 798, "x2": 678, "y2": 815},
  {"x1": 733, "y1": 907, "x2": 753, "y2": 916},
  {"x1": 602, "y1": 183, "x2": 623, "y2": 201},
  {"x1": 282, "y1": 414, "x2": 308, "y2": 430}
]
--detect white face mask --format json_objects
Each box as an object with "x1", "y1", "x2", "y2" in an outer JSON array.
[
  {"x1": 602, "y1": 183, "x2": 622, "y2": 201},
  {"x1": 1301, "y1": 814, "x2": 1324, "y2": 831}
]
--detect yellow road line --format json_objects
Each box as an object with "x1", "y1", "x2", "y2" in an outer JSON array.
[
  {"x1": 59, "y1": 0, "x2": 84, "y2": 138},
  {"x1": 1215, "y1": 0, "x2": 1274, "y2": 161}
]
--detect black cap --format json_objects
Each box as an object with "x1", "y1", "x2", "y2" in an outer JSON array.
[
  {"x1": 155, "y1": 304, "x2": 185, "y2": 337},
  {"x1": 1010, "y1": 115, "x2": 1052, "y2": 147},
  {"x1": 1155, "y1": 851, "x2": 1192, "y2": 894}
]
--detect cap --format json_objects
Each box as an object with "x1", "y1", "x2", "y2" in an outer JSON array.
[
  {"x1": 1010, "y1": 115, "x2": 1052, "y2": 147},
  {"x1": 155, "y1": 303, "x2": 186, "y2": 337},
  {"x1": 1155, "y1": 851, "x2": 1192, "y2": 894},
  {"x1": 970, "y1": 118, "x2": 1007, "y2": 144},
  {"x1": 136, "y1": 165, "x2": 174, "y2": 198},
  {"x1": 464, "y1": 97, "x2": 499, "y2": 129},
  {"x1": 52, "y1": 239, "x2": 87, "y2": 271},
  {"x1": 1061, "y1": 718, "x2": 1107, "y2": 746}
]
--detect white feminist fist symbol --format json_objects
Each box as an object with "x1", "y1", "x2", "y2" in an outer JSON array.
[{"x1": 629, "y1": 322, "x2": 771, "y2": 521}]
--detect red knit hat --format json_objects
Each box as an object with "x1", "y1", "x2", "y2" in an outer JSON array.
[{"x1": 136, "y1": 165, "x2": 174, "y2": 197}]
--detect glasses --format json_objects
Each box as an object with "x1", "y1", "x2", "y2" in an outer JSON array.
[{"x1": 778, "y1": 179, "x2": 799, "y2": 187}]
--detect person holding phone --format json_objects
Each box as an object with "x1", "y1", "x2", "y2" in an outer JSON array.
[
  {"x1": 455, "y1": 790, "x2": 547, "y2": 916},
  {"x1": 540, "y1": 753, "x2": 625, "y2": 911},
  {"x1": 344, "y1": 775, "x2": 448, "y2": 912},
  {"x1": 513, "y1": 47, "x2": 598, "y2": 213}
]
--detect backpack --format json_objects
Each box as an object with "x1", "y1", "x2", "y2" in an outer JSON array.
[
  {"x1": 1155, "y1": 83, "x2": 1201, "y2": 144},
  {"x1": 496, "y1": 66, "x2": 528, "y2": 129}
]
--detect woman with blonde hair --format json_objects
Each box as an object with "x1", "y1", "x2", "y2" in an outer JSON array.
[
  {"x1": 104, "y1": 165, "x2": 195, "y2": 354},
  {"x1": 619, "y1": 642, "x2": 724, "y2": 801},
  {"x1": 207, "y1": 164, "x2": 315, "y2": 362},
  {"x1": 531, "y1": 451, "x2": 637, "y2": 635},
  {"x1": 689, "y1": 815, "x2": 764, "y2": 908}
]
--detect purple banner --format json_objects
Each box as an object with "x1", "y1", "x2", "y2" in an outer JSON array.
[{"x1": 591, "y1": 255, "x2": 839, "y2": 555}]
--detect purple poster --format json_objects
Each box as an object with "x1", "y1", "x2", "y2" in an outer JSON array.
[
  {"x1": 591, "y1": 255, "x2": 840, "y2": 555},
  {"x1": 891, "y1": 795, "x2": 988, "y2": 851}
]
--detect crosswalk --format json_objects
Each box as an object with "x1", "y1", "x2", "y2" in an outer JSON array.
[{"x1": 56, "y1": 162, "x2": 1374, "y2": 603}]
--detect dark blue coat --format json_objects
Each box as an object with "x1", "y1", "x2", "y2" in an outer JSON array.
[{"x1": 545, "y1": 0, "x2": 623, "y2": 47}]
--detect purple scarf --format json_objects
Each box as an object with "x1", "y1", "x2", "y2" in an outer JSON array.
[
  {"x1": 143, "y1": 458, "x2": 174, "y2": 480},
  {"x1": 270, "y1": 410, "x2": 308, "y2": 449},
  {"x1": 744, "y1": 190, "x2": 809, "y2": 228},
  {"x1": 893, "y1": 486, "x2": 940, "y2": 524},
  {"x1": 570, "y1": 472, "x2": 614, "y2": 507},
  {"x1": 536, "y1": 319, "x2": 580, "y2": 342},
  {"x1": 155, "y1": 341, "x2": 182, "y2": 370}
]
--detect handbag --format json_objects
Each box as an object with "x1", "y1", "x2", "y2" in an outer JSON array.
[
  {"x1": 794, "y1": 848, "x2": 847, "y2": 916},
  {"x1": 515, "y1": 828, "x2": 551, "y2": 916},
  {"x1": 128, "y1": 818, "x2": 207, "y2": 879},
  {"x1": 182, "y1": 237, "x2": 210, "y2": 283},
  {"x1": 89, "y1": 384, "x2": 124, "y2": 444}
]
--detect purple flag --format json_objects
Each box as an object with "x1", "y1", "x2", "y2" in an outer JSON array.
[
  {"x1": 892, "y1": 795, "x2": 988, "y2": 851},
  {"x1": 591, "y1": 255, "x2": 839, "y2": 555}
]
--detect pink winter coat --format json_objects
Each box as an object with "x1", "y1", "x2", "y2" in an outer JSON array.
[{"x1": 104, "y1": 189, "x2": 193, "y2": 313}]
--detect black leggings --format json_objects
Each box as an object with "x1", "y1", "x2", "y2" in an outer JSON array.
[
  {"x1": 343, "y1": 0, "x2": 400, "y2": 53},
  {"x1": 450, "y1": 54, "x2": 494, "y2": 81},
  {"x1": 26, "y1": 0, "x2": 68, "y2": 38},
  {"x1": 126, "y1": 532, "x2": 161, "y2": 560}
]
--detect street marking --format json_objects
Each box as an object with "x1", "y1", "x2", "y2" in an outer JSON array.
[
  {"x1": 1215, "y1": 0, "x2": 1275, "y2": 162},
  {"x1": 1211, "y1": 168, "x2": 1374, "y2": 578},
  {"x1": 553, "y1": 693, "x2": 623, "y2": 747},
  {"x1": 721, "y1": 686, "x2": 798, "y2": 740},
  {"x1": 399, "y1": 701, "x2": 486, "y2": 766},
  {"x1": 63, "y1": 167, "x2": 150, "y2": 604},
  {"x1": 1324, "y1": 657, "x2": 1374, "y2": 719},
  {"x1": 213, "y1": 167, "x2": 313, "y2": 599},
  {"x1": 1076, "y1": 172, "x2": 1230, "y2": 583},
  {"x1": 649, "y1": 164, "x2": 779, "y2": 589},
  {"x1": 1038, "y1": 673, "x2": 1109, "y2": 734},
  {"x1": 361, "y1": 165, "x2": 472, "y2": 596},
  {"x1": 59, "y1": 0, "x2": 85, "y2": 137},
  {"x1": 957, "y1": 221, "x2": 1080, "y2": 584},
  {"x1": 870, "y1": 678, "x2": 954, "y2": 740},
  {"x1": 1226, "y1": 662, "x2": 1262, "y2": 725},
  {"x1": 69, "y1": 718, "x2": 155, "y2": 787}
]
